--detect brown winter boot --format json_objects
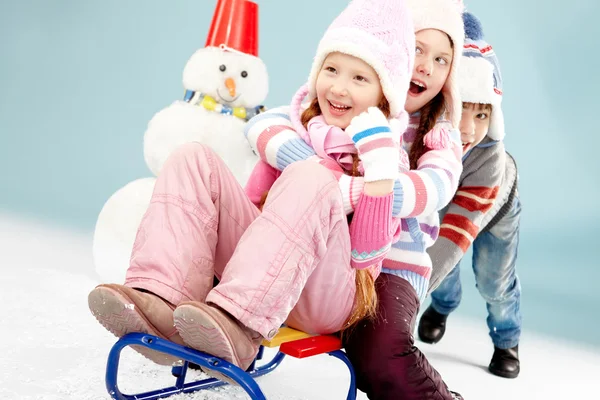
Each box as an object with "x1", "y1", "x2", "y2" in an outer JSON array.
[
  {"x1": 88, "y1": 284, "x2": 185, "y2": 365},
  {"x1": 173, "y1": 301, "x2": 262, "y2": 383}
]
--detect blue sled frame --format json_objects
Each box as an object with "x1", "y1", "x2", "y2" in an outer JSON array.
[{"x1": 105, "y1": 333, "x2": 357, "y2": 400}]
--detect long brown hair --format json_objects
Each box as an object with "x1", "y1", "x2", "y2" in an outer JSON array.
[
  {"x1": 408, "y1": 92, "x2": 446, "y2": 169},
  {"x1": 301, "y1": 97, "x2": 391, "y2": 332},
  {"x1": 408, "y1": 32, "x2": 455, "y2": 169}
]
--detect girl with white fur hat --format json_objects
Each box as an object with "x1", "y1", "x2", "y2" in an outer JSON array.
[
  {"x1": 245, "y1": 0, "x2": 466, "y2": 397},
  {"x1": 419, "y1": 11, "x2": 522, "y2": 380}
]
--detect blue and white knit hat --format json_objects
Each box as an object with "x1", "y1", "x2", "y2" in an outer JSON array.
[{"x1": 459, "y1": 12, "x2": 505, "y2": 141}]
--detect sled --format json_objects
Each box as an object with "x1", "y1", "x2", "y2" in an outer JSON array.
[{"x1": 104, "y1": 327, "x2": 357, "y2": 400}]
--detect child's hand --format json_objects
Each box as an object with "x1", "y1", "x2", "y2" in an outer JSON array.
[{"x1": 345, "y1": 107, "x2": 400, "y2": 182}]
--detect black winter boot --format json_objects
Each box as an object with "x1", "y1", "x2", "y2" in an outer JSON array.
[
  {"x1": 488, "y1": 345, "x2": 520, "y2": 378},
  {"x1": 417, "y1": 306, "x2": 448, "y2": 344}
]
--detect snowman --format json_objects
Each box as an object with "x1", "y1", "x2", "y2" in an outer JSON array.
[{"x1": 93, "y1": 0, "x2": 269, "y2": 283}]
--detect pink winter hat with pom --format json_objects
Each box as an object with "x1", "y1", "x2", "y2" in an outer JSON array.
[{"x1": 304, "y1": 0, "x2": 416, "y2": 119}]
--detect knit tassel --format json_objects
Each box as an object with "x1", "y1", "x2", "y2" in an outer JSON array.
[{"x1": 424, "y1": 124, "x2": 451, "y2": 150}]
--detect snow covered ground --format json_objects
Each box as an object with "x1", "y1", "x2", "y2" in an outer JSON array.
[{"x1": 1, "y1": 213, "x2": 597, "y2": 399}]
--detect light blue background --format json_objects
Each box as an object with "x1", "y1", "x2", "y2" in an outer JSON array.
[{"x1": 1, "y1": 0, "x2": 599, "y2": 347}]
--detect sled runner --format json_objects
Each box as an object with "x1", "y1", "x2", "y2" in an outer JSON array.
[{"x1": 104, "y1": 327, "x2": 357, "y2": 400}]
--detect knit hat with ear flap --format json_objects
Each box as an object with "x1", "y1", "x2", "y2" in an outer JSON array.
[
  {"x1": 459, "y1": 12, "x2": 505, "y2": 141},
  {"x1": 290, "y1": 0, "x2": 415, "y2": 136},
  {"x1": 406, "y1": 0, "x2": 465, "y2": 129}
]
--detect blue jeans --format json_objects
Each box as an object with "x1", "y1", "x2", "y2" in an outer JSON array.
[{"x1": 430, "y1": 197, "x2": 522, "y2": 349}]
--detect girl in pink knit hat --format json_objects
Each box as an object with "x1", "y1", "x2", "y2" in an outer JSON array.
[
  {"x1": 245, "y1": 0, "x2": 467, "y2": 398},
  {"x1": 88, "y1": 0, "x2": 433, "y2": 378}
]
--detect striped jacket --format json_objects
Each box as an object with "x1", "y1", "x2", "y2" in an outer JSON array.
[
  {"x1": 245, "y1": 107, "x2": 463, "y2": 300},
  {"x1": 427, "y1": 137, "x2": 518, "y2": 292}
]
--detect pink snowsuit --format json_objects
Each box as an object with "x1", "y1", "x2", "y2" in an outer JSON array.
[{"x1": 124, "y1": 142, "x2": 356, "y2": 339}]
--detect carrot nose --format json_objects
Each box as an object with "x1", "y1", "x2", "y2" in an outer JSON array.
[{"x1": 225, "y1": 78, "x2": 236, "y2": 97}]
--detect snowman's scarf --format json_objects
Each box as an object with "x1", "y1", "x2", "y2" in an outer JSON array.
[{"x1": 184, "y1": 90, "x2": 265, "y2": 122}]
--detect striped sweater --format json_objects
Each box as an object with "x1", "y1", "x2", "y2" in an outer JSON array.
[
  {"x1": 427, "y1": 138, "x2": 518, "y2": 293},
  {"x1": 244, "y1": 107, "x2": 463, "y2": 300}
]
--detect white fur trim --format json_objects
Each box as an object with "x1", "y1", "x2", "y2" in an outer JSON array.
[
  {"x1": 306, "y1": 27, "x2": 407, "y2": 118},
  {"x1": 458, "y1": 57, "x2": 498, "y2": 105},
  {"x1": 488, "y1": 107, "x2": 505, "y2": 141},
  {"x1": 458, "y1": 56, "x2": 505, "y2": 141}
]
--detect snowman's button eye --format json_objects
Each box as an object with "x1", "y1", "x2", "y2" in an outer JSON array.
[
  {"x1": 241, "y1": 71, "x2": 248, "y2": 78},
  {"x1": 219, "y1": 65, "x2": 226, "y2": 72}
]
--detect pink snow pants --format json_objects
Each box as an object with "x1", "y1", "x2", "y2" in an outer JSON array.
[{"x1": 125, "y1": 143, "x2": 356, "y2": 339}]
